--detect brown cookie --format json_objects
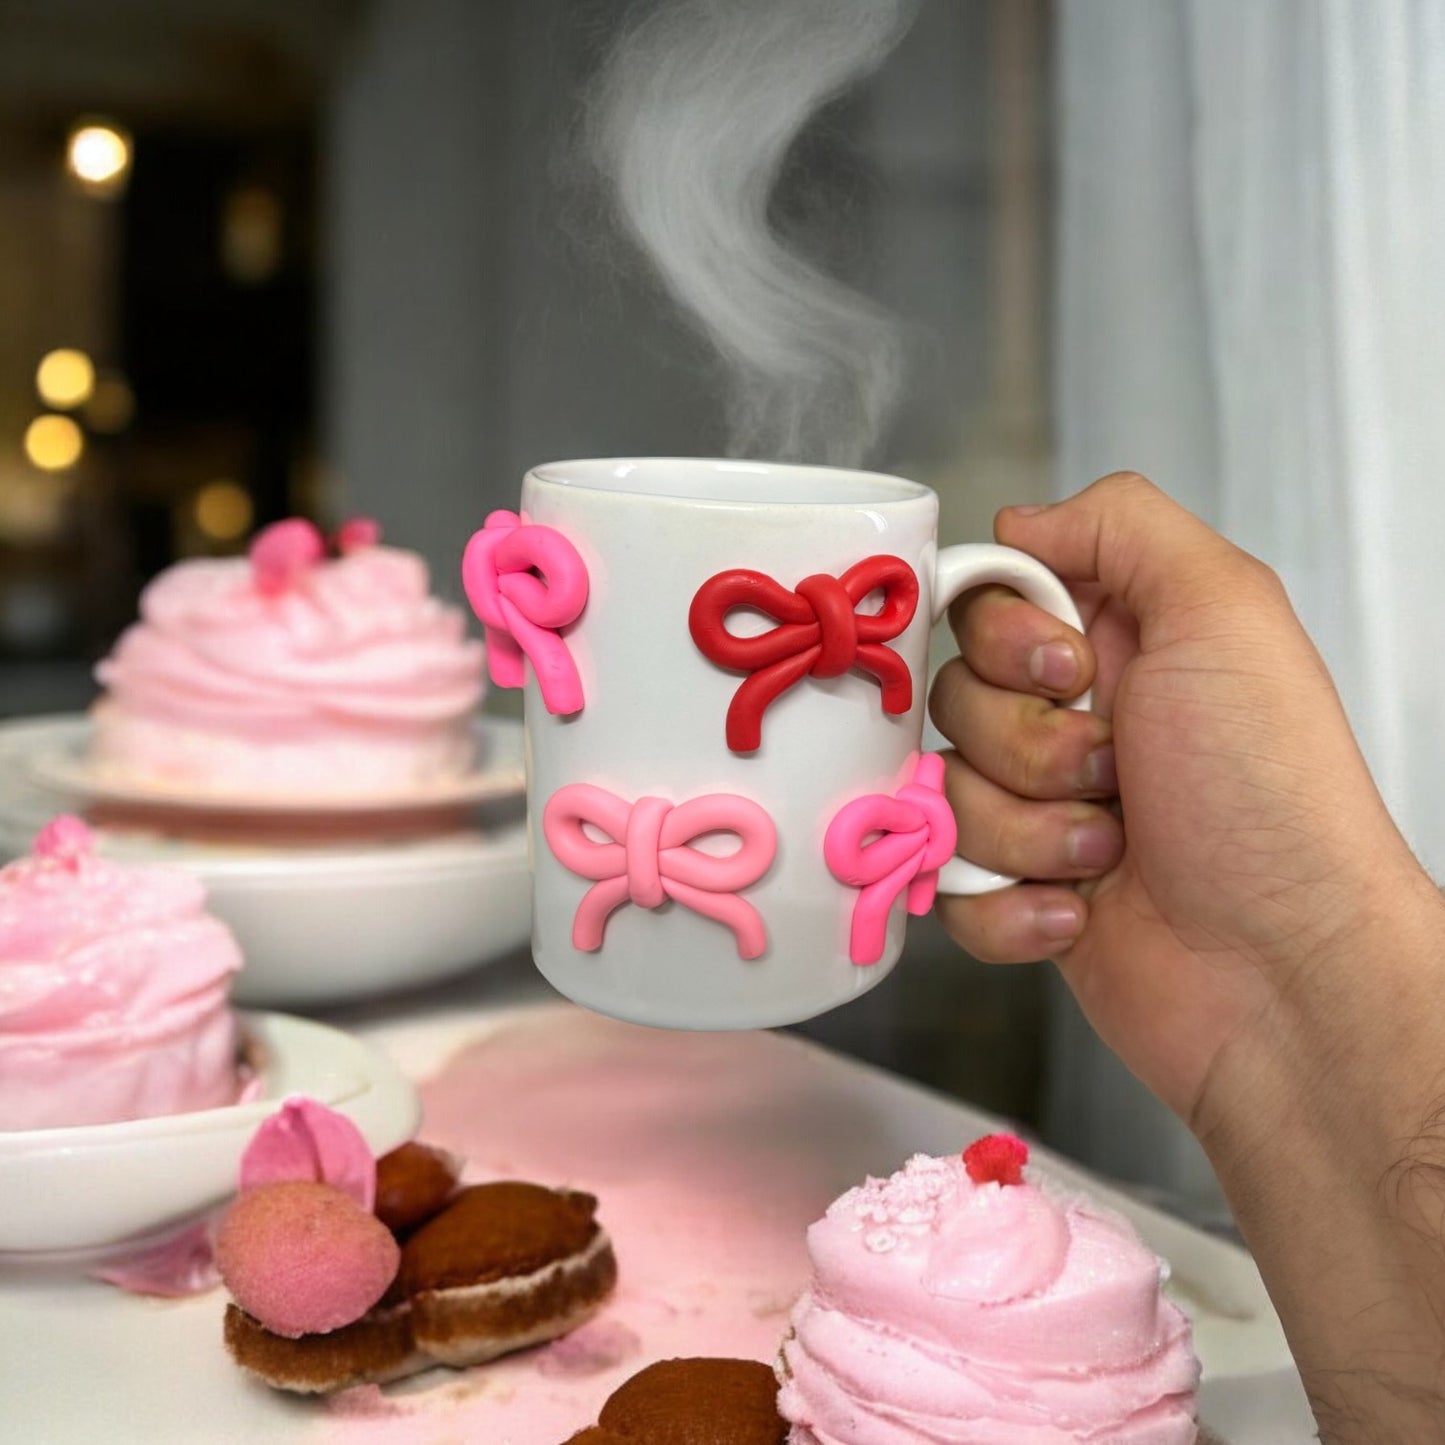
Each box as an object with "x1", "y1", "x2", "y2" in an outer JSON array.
[
  {"x1": 566, "y1": 1358, "x2": 788, "y2": 1444},
  {"x1": 373, "y1": 1141, "x2": 461, "y2": 1235},
  {"x1": 224, "y1": 1301, "x2": 420, "y2": 1394},
  {"x1": 404, "y1": 1184, "x2": 618, "y2": 1367},
  {"x1": 224, "y1": 1177, "x2": 617, "y2": 1394}
]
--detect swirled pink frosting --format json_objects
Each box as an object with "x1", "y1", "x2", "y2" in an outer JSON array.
[
  {"x1": 0, "y1": 819, "x2": 244, "y2": 1129},
  {"x1": 92, "y1": 538, "x2": 486, "y2": 794},
  {"x1": 778, "y1": 1152, "x2": 1199, "y2": 1444}
]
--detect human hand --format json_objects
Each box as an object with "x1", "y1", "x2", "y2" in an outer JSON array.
[
  {"x1": 929, "y1": 472, "x2": 1436, "y2": 1130},
  {"x1": 933, "y1": 471, "x2": 1445, "y2": 1438}
]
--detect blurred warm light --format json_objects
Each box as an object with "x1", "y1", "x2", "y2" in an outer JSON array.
[
  {"x1": 221, "y1": 186, "x2": 283, "y2": 284},
  {"x1": 23, "y1": 415, "x2": 85, "y2": 472},
  {"x1": 83, "y1": 373, "x2": 136, "y2": 433},
  {"x1": 35, "y1": 349, "x2": 96, "y2": 410},
  {"x1": 0, "y1": 469, "x2": 71, "y2": 545},
  {"x1": 66, "y1": 121, "x2": 132, "y2": 194},
  {"x1": 194, "y1": 480, "x2": 254, "y2": 541}
]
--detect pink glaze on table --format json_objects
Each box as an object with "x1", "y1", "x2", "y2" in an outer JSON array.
[
  {"x1": 0, "y1": 818, "x2": 243, "y2": 1129},
  {"x1": 239, "y1": 1097, "x2": 378, "y2": 1211},
  {"x1": 91, "y1": 537, "x2": 485, "y2": 795},
  {"x1": 778, "y1": 1150, "x2": 1199, "y2": 1444},
  {"x1": 91, "y1": 1219, "x2": 220, "y2": 1298},
  {"x1": 824, "y1": 752, "x2": 958, "y2": 965},
  {"x1": 461, "y1": 509, "x2": 587, "y2": 715},
  {"x1": 317, "y1": 1008, "x2": 881, "y2": 1443},
  {"x1": 543, "y1": 784, "x2": 777, "y2": 958}
]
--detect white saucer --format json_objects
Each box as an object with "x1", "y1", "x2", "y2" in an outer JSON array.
[
  {"x1": 0, "y1": 1011, "x2": 419, "y2": 1261},
  {"x1": 23, "y1": 713, "x2": 524, "y2": 815},
  {"x1": 0, "y1": 715, "x2": 534, "y2": 1007}
]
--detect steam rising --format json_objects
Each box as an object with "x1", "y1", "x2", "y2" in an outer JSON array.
[{"x1": 589, "y1": 0, "x2": 919, "y2": 466}]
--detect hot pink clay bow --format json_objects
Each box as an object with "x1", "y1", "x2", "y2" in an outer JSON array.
[
  {"x1": 462, "y1": 510, "x2": 588, "y2": 715},
  {"x1": 543, "y1": 784, "x2": 777, "y2": 959},
  {"x1": 824, "y1": 752, "x2": 958, "y2": 965}
]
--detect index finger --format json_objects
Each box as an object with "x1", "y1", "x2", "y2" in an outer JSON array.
[{"x1": 947, "y1": 584, "x2": 1096, "y2": 702}]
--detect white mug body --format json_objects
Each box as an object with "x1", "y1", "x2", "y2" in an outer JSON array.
[{"x1": 520, "y1": 458, "x2": 952, "y2": 1030}]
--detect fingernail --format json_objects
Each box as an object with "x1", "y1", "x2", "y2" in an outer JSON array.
[
  {"x1": 1067, "y1": 820, "x2": 1121, "y2": 870},
  {"x1": 1007, "y1": 503, "x2": 1053, "y2": 517},
  {"x1": 1029, "y1": 641, "x2": 1078, "y2": 692},
  {"x1": 1081, "y1": 744, "x2": 1117, "y2": 794},
  {"x1": 1037, "y1": 901, "x2": 1084, "y2": 942}
]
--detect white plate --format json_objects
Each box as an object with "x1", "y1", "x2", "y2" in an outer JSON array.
[
  {"x1": 0, "y1": 1011, "x2": 419, "y2": 1260},
  {"x1": 24, "y1": 713, "x2": 525, "y2": 815},
  {"x1": 0, "y1": 998, "x2": 1316, "y2": 1443},
  {"x1": 0, "y1": 716, "x2": 534, "y2": 1008}
]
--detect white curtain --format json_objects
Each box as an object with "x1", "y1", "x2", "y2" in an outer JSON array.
[{"x1": 1050, "y1": 0, "x2": 1445, "y2": 1203}]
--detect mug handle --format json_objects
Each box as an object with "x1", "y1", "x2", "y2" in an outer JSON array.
[{"x1": 931, "y1": 544, "x2": 1091, "y2": 897}]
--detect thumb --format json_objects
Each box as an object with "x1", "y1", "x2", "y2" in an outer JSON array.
[{"x1": 995, "y1": 472, "x2": 1270, "y2": 637}]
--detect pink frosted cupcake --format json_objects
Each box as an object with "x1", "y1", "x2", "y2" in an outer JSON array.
[
  {"x1": 778, "y1": 1135, "x2": 1200, "y2": 1445},
  {"x1": 0, "y1": 817, "x2": 245, "y2": 1130},
  {"x1": 91, "y1": 518, "x2": 486, "y2": 798}
]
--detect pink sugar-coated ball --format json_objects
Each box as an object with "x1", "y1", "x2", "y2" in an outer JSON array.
[
  {"x1": 215, "y1": 1181, "x2": 400, "y2": 1338},
  {"x1": 249, "y1": 518, "x2": 325, "y2": 595},
  {"x1": 334, "y1": 516, "x2": 382, "y2": 554},
  {"x1": 32, "y1": 815, "x2": 93, "y2": 866}
]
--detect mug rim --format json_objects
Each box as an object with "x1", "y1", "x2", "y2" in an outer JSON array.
[{"x1": 526, "y1": 456, "x2": 934, "y2": 508}]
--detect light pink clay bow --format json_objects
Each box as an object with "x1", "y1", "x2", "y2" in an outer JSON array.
[
  {"x1": 824, "y1": 752, "x2": 958, "y2": 965},
  {"x1": 462, "y1": 509, "x2": 588, "y2": 715},
  {"x1": 543, "y1": 784, "x2": 777, "y2": 959}
]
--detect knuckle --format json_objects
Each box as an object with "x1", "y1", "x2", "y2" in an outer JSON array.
[
  {"x1": 941, "y1": 910, "x2": 1011, "y2": 965},
  {"x1": 927, "y1": 658, "x2": 970, "y2": 731},
  {"x1": 1095, "y1": 469, "x2": 1158, "y2": 502},
  {"x1": 980, "y1": 794, "x2": 1036, "y2": 872},
  {"x1": 1237, "y1": 550, "x2": 1286, "y2": 598},
  {"x1": 1010, "y1": 706, "x2": 1070, "y2": 795},
  {"x1": 954, "y1": 585, "x2": 1015, "y2": 654}
]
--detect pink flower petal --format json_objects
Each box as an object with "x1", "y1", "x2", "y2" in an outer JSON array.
[{"x1": 238, "y1": 1097, "x2": 376, "y2": 1211}]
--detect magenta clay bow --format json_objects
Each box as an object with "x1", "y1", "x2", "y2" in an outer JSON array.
[
  {"x1": 462, "y1": 510, "x2": 588, "y2": 715},
  {"x1": 543, "y1": 784, "x2": 777, "y2": 959},
  {"x1": 824, "y1": 752, "x2": 957, "y2": 965}
]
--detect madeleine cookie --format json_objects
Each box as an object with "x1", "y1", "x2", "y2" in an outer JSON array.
[
  {"x1": 217, "y1": 1103, "x2": 617, "y2": 1394},
  {"x1": 565, "y1": 1358, "x2": 787, "y2": 1444}
]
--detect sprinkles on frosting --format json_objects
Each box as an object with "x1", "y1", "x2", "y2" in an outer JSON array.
[{"x1": 249, "y1": 516, "x2": 384, "y2": 594}]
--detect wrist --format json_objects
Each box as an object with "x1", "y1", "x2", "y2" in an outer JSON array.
[
  {"x1": 1193, "y1": 861, "x2": 1445, "y2": 1434},
  {"x1": 1195, "y1": 855, "x2": 1445, "y2": 1166}
]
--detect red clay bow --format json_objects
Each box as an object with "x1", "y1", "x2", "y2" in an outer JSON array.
[{"x1": 688, "y1": 555, "x2": 919, "y2": 752}]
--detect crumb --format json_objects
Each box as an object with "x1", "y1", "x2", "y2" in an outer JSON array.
[
  {"x1": 326, "y1": 1385, "x2": 411, "y2": 1419},
  {"x1": 536, "y1": 1319, "x2": 642, "y2": 1379},
  {"x1": 747, "y1": 1291, "x2": 793, "y2": 1320}
]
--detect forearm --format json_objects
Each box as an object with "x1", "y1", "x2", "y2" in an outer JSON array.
[{"x1": 1197, "y1": 866, "x2": 1445, "y2": 1441}]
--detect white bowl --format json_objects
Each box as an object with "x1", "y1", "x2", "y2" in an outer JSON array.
[
  {"x1": 0, "y1": 715, "x2": 534, "y2": 1007},
  {"x1": 204, "y1": 815, "x2": 533, "y2": 1007},
  {"x1": 0, "y1": 1012, "x2": 419, "y2": 1260}
]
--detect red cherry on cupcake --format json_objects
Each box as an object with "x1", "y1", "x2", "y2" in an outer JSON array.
[{"x1": 962, "y1": 1133, "x2": 1029, "y2": 1187}]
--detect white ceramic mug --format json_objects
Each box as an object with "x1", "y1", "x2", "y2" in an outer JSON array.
[{"x1": 464, "y1": 457, "x2": 1084, "y2": 1030}]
